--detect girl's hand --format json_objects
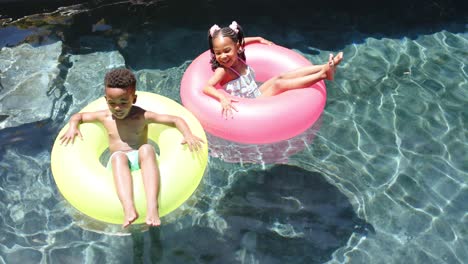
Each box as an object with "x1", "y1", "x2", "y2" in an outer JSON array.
[
  {"x1": 59, "y1": 127, "x2": 82, "y2": 145},
  {"x1": 220, "y1": 96, "x2": 239, "y2": 119},
  {"x1": 181, "y1": 135, "x2": 205, "y2": 152},
  {"x1": 245, "y1": 36, "x2": 274, "y2": 46},
  {"x1": 259, "y1": 37, "x2": 274, "y2": 45}
]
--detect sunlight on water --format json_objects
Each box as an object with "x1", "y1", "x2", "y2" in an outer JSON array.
[{"x1": 0, "y1": 3, "x2": 467, "y2": 263}]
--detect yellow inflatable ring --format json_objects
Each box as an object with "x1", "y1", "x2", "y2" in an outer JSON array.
[{"x1": 51, "y1": 92, "x2": 208, "y2": 225}]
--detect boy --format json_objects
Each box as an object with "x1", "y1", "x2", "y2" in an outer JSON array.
[{"x1": 60, "y1": 68, "x2": 204, "y2": 227}]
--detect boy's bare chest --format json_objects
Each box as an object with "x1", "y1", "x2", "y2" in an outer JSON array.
[{"x1": 104, "y1": 117, "x2": 147, "y2": 140}]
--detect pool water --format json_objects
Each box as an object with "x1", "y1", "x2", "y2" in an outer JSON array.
[{"x1": 0, "y1": 1, "x2": 467, "y2": 263}]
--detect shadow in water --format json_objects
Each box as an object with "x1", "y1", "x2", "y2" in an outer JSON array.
[
  {"x1": 136, "y1": 165, "x2": 373, "y2": 264},
  {"x1": 133, "y1": 225, "x2": 240, "y2": 264},
  {"x1": 1, "y1": 0, "x2": 466, "y2": 70},
  {"x1": 215, "y1": 164, "x2": 373, "y2": 263},
  {"x1": 0, "y1": 119, "x2": 58, "y2": 157},
  {"x1": 131, "y1": 228, "x2": 163, "y2": 264}
]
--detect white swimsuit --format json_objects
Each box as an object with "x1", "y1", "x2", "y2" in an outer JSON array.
[{"x1": 224, "y1": 61, "x2": 261, "y2": 98}]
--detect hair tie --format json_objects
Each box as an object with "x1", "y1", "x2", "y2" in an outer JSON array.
[
  {"x1": 209, "y1": 24, "x2": 220, "y2": 37},
  {"x1": 229, "y1": 21, "x2": 239, "y2": 33}
]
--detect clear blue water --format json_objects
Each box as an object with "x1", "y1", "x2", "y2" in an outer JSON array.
[{"x1": 0, "y1": 1, "x2": 467, "y2": 263}]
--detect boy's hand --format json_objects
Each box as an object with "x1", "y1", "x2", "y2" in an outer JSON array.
[
  {"x1": 181, "y1": 134, "x2": 205, "y2": 152},
  {"x1": 59, "y1": 127, "x2": 83, "y2": 145}
]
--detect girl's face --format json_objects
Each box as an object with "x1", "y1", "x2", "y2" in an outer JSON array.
[{"x1": 212, "y1": 35, "x2": 240, "y2": 68}]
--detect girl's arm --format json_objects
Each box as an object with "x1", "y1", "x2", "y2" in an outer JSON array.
[
  {"x1": 59, "y1": 111, "x2": 106, "y2": 145},
  {"x1": 244, "y1": 37, "x2": 273, "y2": 45},
  {"x1": 203, "y1": 67, "x2": 228, "y2": 101},
  {"x1": 144, "y1": 111, "x2": 204, "y2": 151},
  {"x1": 203, "y1": 68, "x2": 239, "y2": 119}
]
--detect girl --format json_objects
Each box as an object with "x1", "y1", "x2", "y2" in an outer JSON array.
[{"x1": 203, "y1": 21, "x2": 344, "y2": 119}]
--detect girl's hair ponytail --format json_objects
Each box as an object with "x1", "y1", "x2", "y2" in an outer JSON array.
[{"x1": 208, "y1": 21, "x2": 246, "y2": 71}]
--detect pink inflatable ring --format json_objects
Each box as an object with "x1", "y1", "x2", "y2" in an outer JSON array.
[{"x1": 180, "y1": 43, "x2": 327, "y2": 144}]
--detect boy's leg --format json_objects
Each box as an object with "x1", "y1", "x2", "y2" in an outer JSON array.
[
  {"x1": 138, "y1": 144, "x2": 161, "y2": 227},
  {"x1": 111, "y1": 152, "x2": 138, "y2": 228}
]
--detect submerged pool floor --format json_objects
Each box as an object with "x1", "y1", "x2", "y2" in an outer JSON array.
[{"x1": 0, "y1": 1, "x2": 467, "y2": 263}]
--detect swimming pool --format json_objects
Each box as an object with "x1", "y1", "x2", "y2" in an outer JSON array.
[{"x1": 1, "y1": 1, "x2": 467, "y2": 263}]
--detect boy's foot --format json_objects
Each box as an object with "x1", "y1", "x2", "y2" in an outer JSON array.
[
  {"x1": 122, "y1": 206, "x2": 139, "y2": 228},
  {"x1": 146, "y1": 207, "x2": 161, "y2": 227},
  {"x1": 146, "y1": 217, "x2": 161, "y2": 227}
]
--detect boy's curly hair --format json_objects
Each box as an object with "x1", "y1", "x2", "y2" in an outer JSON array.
[{"x1": 104, "y1": 68, "x2": 136, "y2": 90}]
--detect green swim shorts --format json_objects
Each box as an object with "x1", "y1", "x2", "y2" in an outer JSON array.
[{"x1": 106, "y1": 150, "x2": 140, "y2": 172}]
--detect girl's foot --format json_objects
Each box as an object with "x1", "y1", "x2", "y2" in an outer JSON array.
[
  {"x1": 326, "y1": 53, "x2": 335, "y2": 80},
  {"x1": 326, "y1": 52, "x2": 344, "y2": 80},
  {"x1": 122, "y1": 206, "x2": 139, "y2": 228},
  {"x1": 333, "y1": 52, "x2": 344, "y2": 66}
]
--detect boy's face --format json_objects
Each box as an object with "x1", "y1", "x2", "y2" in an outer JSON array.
[{"x1": 104, "y1": 86, "x2": 137, "y2": 119}]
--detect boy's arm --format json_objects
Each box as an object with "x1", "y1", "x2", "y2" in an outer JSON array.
[
  {"x1": 59, "y1": 111, "x2": 106, "y2": 145},
  {"x1": 244, "y1": 37, "x2": 274, "y2": 45},
  {"x1": 144, "y1": 111, "x2": 204, "y2": 152}
]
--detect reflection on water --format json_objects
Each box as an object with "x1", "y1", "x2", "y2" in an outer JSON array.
[
  {"x1": 0, "y1": 1, "x2": 467, "y2": 263},
  {"x1": 208, "y1": 117, "x2": 321, "y2": 165}
]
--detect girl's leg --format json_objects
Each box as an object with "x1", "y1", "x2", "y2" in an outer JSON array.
[
  {"x1": 138, "y1": 144, "x2": 161, "y2": 227},
  {"x1": 259, "y1": 53, "x2": 343, "y2": 97},
  {"x1": 280, "y1": 53, "x2": 341, "y2": 80},
  {"x1": 111, "y1": 152, "x2": 138, "y2": 228},
  {"x1": 273, "y1": 64, "x2": 327, "y2": 79},
  {"x1": 259, "y1": 65, "x2": 328, "y2": 96}
]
